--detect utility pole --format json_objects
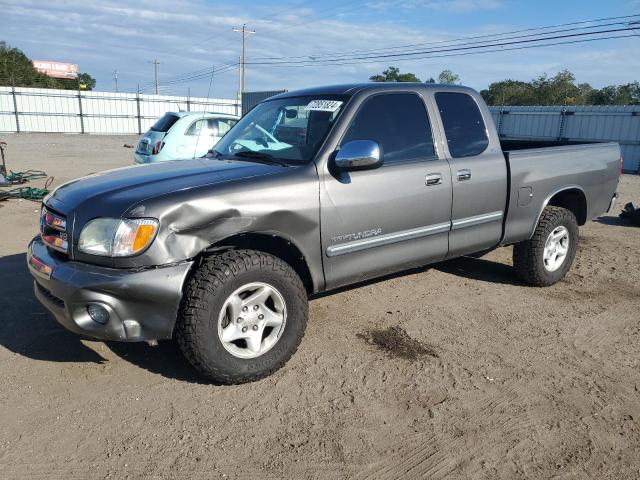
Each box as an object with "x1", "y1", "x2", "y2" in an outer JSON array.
[
  {"x1": 150, "y1": 59, "x2": 161, "y2": 94},
  {"x1": 113, "y1": 69, "x2": 119, "y2": 93},
  {"x1": 232, "y1": 24, "x2": 255, "y2": 100}
]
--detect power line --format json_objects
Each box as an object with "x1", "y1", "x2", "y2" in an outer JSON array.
[
  {"x1": 138, "y1": 60, "x2": 239, "y2": 90},
  {"x1": 250, "y1": 14, "x2": 640, "y2": 61},
  {"x1": 134, "y1": 14, "x2": 638, "y2": 95},
  {"x1": 137, "y1": 60, "x2": 238, "y2": 89},
  {"x1": 247, "y1": 33, "x2": 637, "y2": 69},
  {"x1": 138, "y1": 63, "x2": 239, "y2": 92},
  {"x1": 154, "y1": 63, "x2": 238, "y2": 86},
  {"x1": 247, "y1": 26, "x2": 637, "y2": 66},
  {"x1": 143, "y1": 15, "x2": 637, "y2": 91}
]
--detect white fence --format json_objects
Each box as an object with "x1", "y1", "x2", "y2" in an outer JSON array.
[{"x1": 0, "y1": 86, "x2": 240, "y2": 135}]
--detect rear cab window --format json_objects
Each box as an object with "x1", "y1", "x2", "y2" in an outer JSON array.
[
  {"x1": 150, "y1": 113, "x2": 180, "y2": 132},
  {"x1": 342, "y1": 93, "x2": 436, "y2": 164},
  {"x1": 435, "y1": 92, "x2": 489, "y2": 158}
]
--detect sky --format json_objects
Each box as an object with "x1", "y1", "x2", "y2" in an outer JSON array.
[{"x1": 2, "y1": 0, "x2": 639, "y2": 99}]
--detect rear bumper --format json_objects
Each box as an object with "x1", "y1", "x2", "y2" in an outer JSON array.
[{"x1": 27, "y1": 236, "x2": 193, "y2": 342}]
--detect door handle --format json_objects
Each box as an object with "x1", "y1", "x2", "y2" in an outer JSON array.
[
  {"x1": 457, "y1": 169, "x2": 472, "y2": 181},
  {"x1": 425, "y1": 173, "x2": 442, "y2": 186}
]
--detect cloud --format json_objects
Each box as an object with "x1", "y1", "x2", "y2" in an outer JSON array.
[
  {"x1": 1, "y1": 0, "x2": 636, "y2": 98},
  {"x1": 367, "y1": 0, "x2": 503, "y2": 13}
]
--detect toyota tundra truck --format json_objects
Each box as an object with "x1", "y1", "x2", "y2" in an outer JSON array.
[{"x1": 27, "y1": 83, "x2": 621, "y2": 383}]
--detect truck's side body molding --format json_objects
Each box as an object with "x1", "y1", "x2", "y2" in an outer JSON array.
[
  {"x1": 326, "y1": 221, "x2": 450, "y2": 257},
  {"x1": 326, "y1": 210, "x2": 505, "y2": 258},
  {"x1": 451, "y1": 211, "x2": 504, "y2": 231}
]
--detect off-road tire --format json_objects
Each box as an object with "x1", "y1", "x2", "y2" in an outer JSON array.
[
  {"x1": 513, "y1": 206, "x2": 579, "y2": 287},
  {"x1": 175, "y1": 249, "x2": 308, "y2": 384}
]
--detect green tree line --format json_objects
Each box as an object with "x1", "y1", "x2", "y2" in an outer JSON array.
[
  {"x1": 370, "y1": 66, "x2": 640, "y2": 106},
  {"x1": 481, "y1": 70, "x2": 640, "y2": 106},
  {"x1": 0, "y1": 41, "x2": 96, "y2": 90},
  {"x1": 370, "y1": 67, "x2": 461, "y2": 85}
]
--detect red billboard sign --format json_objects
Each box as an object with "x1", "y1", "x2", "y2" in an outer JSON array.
[{"x1": 33, "y1": 60, "x2": 79, "y2": 79}]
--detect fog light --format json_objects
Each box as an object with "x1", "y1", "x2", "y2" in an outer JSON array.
[{"x1": 87, "y1": 304, "x2": 109, "y2": 325}]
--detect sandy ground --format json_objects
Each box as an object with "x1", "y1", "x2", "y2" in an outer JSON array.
[{"x1": 0, "y1": 133, "x2": 639, "y2": 479}]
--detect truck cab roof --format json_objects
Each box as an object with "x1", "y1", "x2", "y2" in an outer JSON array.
[{"x1": 270, "y1": 82, "x2": 476, "y2": 100}]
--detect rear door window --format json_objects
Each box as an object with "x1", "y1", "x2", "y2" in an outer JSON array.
[
  {"x1": 341, "y1": 93, "x2": 435, "y2": 164},
  {"x1": 150, "y1": 113, "x2": 180, "y2": 132},
  {"x1": 435, "y1": 92, "x2": 489, "y2": 158}
]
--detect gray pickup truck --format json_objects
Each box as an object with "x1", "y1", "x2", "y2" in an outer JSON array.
[{"x1": 28, "y1": 83, "x2": 620, "y2": 383}]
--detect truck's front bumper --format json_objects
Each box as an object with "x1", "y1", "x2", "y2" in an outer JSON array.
[{"x1": 27, "y1": 236, "x2": 193, "y2": 342}]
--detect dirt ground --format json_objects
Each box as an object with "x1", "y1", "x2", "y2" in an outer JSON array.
[{"x1": 1, "y1": 133, "x2": 639, "y2": 479}]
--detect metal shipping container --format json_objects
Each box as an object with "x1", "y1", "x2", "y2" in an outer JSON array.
[{"x1": 242, "y1": 90, "x2": 287, "y2": 115}]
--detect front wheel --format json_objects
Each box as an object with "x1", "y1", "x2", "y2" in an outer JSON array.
[
  {"x1": 175, "y1": 249, "x2": 308, "y2": 384},
  {"x1": 513, "y1": 206, "x2": 579, "y2": 286}
]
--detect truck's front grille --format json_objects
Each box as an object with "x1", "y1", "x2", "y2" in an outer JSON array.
[{"x1": 41, "y1": 207, "x2": 69, "y2": 256}]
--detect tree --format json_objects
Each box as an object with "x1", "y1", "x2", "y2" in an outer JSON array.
[
  {"x1": 0, "y1": 41, "x2": 49, "y2": 87},
  {"x1": 588, "y1": 82, "x2": 640, "y2": 105},
  {"x1": 438, "y1": 69, "x2": 460, "y2": 85},
  {"x1": 370, "y1": 66, "x2": 421, "y2": 82},
  {"x1": 529, "y1": 70, "x2": 585, "y2": 105},
  {"x1": 480, "y1": 79, "x2": 535, "y2": 106},
  {"x1": 0, "y1": 41, "x2": 96, "y2": 90},
  {"x1": 77, "y1": 73, "x2": 96, "y2": 90},
  {"x1": 480, "y1": 69, "x2": 639, "y2": 106}
]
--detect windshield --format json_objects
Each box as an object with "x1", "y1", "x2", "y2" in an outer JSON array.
[{"x1": 213, "y1": 95, "x2": 347, "y2": 165}]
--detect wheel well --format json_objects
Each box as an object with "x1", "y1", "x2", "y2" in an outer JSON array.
[
  {"x1": 548, "y1": 189, "x2": 587, "y2": 225},
  {"x1": 201, "y1": 233, "x2": 314, "y2": 293}
]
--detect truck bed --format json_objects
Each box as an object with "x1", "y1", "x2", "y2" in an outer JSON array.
[{"x1": 501, "y1": 141, "x2": 621, "y2": 245}]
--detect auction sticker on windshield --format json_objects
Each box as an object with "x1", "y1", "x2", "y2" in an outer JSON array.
[{"x1": 304, "y1": 100, "x2": 343, "y2": 112}]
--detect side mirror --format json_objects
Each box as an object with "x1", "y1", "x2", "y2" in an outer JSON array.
[{"x1": 334, "y1": 140, "x2": 382, "y2": 170}]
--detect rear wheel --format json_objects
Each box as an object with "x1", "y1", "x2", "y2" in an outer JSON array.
[
  {"x1": 513, "y1": 206, "x2": 578, "y2": 286},
  {"x1": 175, "y1": 249, "x2": 308, "y2": 384}
]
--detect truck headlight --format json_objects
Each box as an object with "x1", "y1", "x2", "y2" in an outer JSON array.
[{"x1": 78, "y1": 218, "x2": 158, "y2": 257}]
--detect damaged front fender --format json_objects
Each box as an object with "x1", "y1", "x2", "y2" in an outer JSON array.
[{"x1": 117, "y1": 163, "x2": 324, "y2": 291}]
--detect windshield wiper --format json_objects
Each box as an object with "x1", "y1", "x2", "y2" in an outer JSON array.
[{"x1": 232, "y1": 151, "x2": 290, "y2": 167}]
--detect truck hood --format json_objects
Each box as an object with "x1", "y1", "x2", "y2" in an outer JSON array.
[{"x1": 45, "y1": 158, "x2": 286, "y2": 218}]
